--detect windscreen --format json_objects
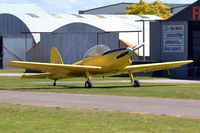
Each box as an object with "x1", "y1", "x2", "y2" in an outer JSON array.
[{"x1": 83, "y1": 45, "x2": 110, "y2": 59}]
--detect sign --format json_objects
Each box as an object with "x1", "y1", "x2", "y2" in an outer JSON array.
[
  {"x1": 163, "y1": 25, "x2": 184, "y2": 53},
  {"x1": 193, "y1": 6, "x2": 200, "y2": 20}
]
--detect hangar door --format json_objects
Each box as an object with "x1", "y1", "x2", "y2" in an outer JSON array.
[
  {"x1": 3, "y1": 36, "x2": 33, "y2": 69},
  {"x1": 191, "y1": 31, "x2": 200, "y2": 77},
  {"x1": 188, "y1": 21, "x2": 200, "y2": 77}
]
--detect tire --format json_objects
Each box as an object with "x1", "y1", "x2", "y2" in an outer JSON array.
[
  {"x1": 53, "y1": 80, "x2": 56, "y2": 86},
  {"x1": 133, "y1": 80, "x2": 140, "y2": 87},
  {"x1": 85, "y1": 81, "x2": 92, "y2": 88}
]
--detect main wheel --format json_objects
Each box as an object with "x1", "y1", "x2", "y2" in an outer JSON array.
[
  {"x1": 53, "y1": 80, "x2": 57, "y2": 86},
  {"x1": 85, "y1": 81, "x2": 92, "y2": 88},
  {"x1": 133, "y1": 80, "x2": 140, "y2": 87}
]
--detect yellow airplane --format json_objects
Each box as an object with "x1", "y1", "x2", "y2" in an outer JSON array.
[{"x1": 7, "y1": 45, "x2": 193, "y2": 88}]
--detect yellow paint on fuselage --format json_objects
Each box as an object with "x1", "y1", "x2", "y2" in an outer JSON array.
[{"x1": 73, "y1": 49, "x2": 133, "y2": 74}]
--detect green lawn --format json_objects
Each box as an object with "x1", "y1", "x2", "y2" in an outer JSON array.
[
  {"x1": 0, "y1": 103, "x2": 199, "y2": 133},
  {"x1": 0, "y1": 76, "x2": 200, "y2": 100}
]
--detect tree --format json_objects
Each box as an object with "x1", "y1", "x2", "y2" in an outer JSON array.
[{"x1": 126, "y1": 0, "x2": 173, "y2": 19}]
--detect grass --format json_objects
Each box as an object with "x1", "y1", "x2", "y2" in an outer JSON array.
[
  {"x1": 0, "y1": 103, "x2": 200, "y2": 133},
  {"x1": 0, "y1": 76, "x2": 200, "y2": 100}
]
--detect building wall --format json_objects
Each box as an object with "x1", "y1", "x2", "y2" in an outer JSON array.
[
  {"x1": 150, "y1": 22, "x2": 161, "y2": 61},
  {"x1": 161, "y1": 21, "x2": 188, "y2": 76},
  {"x1": 38, "y1": 23, "x2": 119, "y2": 64},
  {"x1": 151, "y1": 21, "x2": 189, "y2": 77}
]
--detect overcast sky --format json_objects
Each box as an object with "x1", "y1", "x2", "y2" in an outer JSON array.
[{"x1": 0, "y1": 0, "x2": 197, "y2": 14}]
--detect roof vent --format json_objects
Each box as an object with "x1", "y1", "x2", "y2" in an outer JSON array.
[
  {"x1": 118, "y1": 16, "x2": 128, "y2": 19},
  {"x1": 51, "y1": 14, "x2": 62, "y2": 18},
  {"x1": 27, "y1": 13, "x2": 40, "y2": 18},
  {"x1": 95, "y1": 15, "x2": 106, "y2": 18},
  {"x1": 72, "y1": 14, "x2": 84, "y2": 18},
  {"x1": 137, "y1": 15, "x2": 149, "y2": 19}
]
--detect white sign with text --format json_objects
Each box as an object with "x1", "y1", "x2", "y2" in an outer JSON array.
[{"x1": 163, "y1": 25, "x2": 184, "y2": 52}]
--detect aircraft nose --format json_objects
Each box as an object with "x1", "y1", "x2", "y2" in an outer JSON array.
[
  {"x1": 116, "y1": 44, "x2": 144, "y2": 59},
  {"x1": 126, "y1": 47, "x2": 133, "y2": 52},
  {"x1": 116, "y1": 47, "x2": 132, "y2": 59}
]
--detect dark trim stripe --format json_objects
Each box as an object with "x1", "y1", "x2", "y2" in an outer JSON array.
[
  {"x1": 116, "y1": 51, "x2": 129, "y2": 59},
  {"x1": 102, "y1": 48, "x2": 126, "y2": 56}
]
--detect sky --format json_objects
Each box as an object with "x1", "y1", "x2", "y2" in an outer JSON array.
[{"x1": 0, "y1": 0, "x2": 197, "y2": 14}]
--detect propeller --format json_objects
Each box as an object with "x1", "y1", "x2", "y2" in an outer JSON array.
[{"x1": 116, "y1": 43, "x2": 144, "y2": 59}]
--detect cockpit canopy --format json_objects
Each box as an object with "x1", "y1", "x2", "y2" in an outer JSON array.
[{"x1": 83, "y1": 45, "x2": 110, "y2": 59}]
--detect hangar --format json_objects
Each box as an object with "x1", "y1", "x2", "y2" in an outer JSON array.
[
  {"x1": 151, "y1": 0, "x2": 200, "y2": 78},
  {"x1": 0, "y1": 4, "x2": 56, "y2": 69},
  {"x1": 37, "y1": 14, "x2": 161, "y2": 64},
  {"x1": 0, "y1": 4, "x2": 162, "y2": 69}
]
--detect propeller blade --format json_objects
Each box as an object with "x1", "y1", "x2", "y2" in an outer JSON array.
[
  {"x1": 116, "y1": 43, "x2": 144, "y2": 59},
  {"x1": 132, "y1": 43, "x2": 144, "y2": 51}
]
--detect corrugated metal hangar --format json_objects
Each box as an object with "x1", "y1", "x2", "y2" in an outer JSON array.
[{"x1": 0, "y1": 4, "x2": 162, "y2": 69}]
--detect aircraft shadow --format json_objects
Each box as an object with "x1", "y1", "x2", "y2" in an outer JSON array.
[
  {"x1": 67, "y1": 84, "x2": 176, "y2": 89},
  {"x1": 4, "y1": 84, "x2": 177, "y2": 91}
]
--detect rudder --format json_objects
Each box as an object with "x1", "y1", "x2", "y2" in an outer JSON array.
[{"x1": 50, "y1": 47, "x2": 63, "y2": 64}]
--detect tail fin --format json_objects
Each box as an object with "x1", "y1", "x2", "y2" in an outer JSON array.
[{"x1": 50, "y1": 47, "x2": 63, "y2": 64}]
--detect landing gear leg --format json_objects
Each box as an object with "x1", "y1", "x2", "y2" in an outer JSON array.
[
  {"x1": 129, "y1": 71, "x2": 140, "y2": 87},
  {"x1": 85, "y1": 71, "x2": 92, "y2": 88},
  {"x1": 53, "y1": 80, "x2": 57, "y2": 86}
]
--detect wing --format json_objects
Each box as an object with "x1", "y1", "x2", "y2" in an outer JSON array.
[
  {"x1": 122, "y1": 60, "x2": 193, "y2": 73},
  {"x1": 6, "y1": 61, "x2": 102, "y2": 76}
]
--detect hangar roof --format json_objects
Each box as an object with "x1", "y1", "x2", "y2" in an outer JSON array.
[
  {"x1": 0, "y1": 4, "x2": 162, "y2": 43},
  {"x1": 79, "y1": 2, "x2": 190, "y2": 14},
  {"x1": 0, "y1": 4, "x2": 49, "y2": 16}
]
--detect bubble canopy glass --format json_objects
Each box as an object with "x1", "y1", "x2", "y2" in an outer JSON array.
[{"x1": 83, "y1": 45, "x2": 110, "y2": 59}]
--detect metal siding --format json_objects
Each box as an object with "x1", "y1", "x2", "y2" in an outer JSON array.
[
  {"x1": 3, "y1": 36, "x2": 33, "y2": 68},
  {"x1": 40, "y1": 33, "x2": 98, "y2": 64},
  {"x1": 98, "y1": 32, "x2": 119, "y2": 49},
  {"x1": 172, "y1": 6, "x2": 188, "y2": 15},
  {"x1": 39, "y1": 23, "x2": 120, "y2": 64},
  {"x1": 150, "y1": 22, "x2": 161, "y2": 61},
  {"x1": 0, "y1": 14, "x2": 30, "y2": 36},
  {"x1": 26, "y1": 43, "x2": 41, "y2": 62},
  {"x1": 82, "y1": 4, "x2": 129, "y2": 14}
]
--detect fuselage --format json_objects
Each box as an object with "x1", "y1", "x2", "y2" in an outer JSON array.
[{"x1": 73, "y1": 48, "x2": 133, "y2": 74}]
